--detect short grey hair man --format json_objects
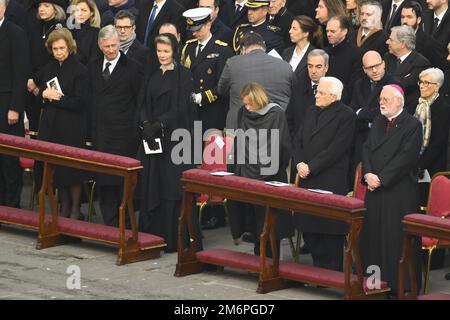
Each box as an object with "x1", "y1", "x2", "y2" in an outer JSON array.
[
  {"x1": 98, "y1": 25, "x2": 120, "y2": 43},
  {"x1": 360, "y1": 0, "x2": 383, "y2": 31},
  {"x1": 319, "y1": 76, "x2": 344, "y2": 100},
  {"x1": 419, "y1": 67, "x2": 445, "y2": 88},
  {"x1": 307, "y1": 49, "x2": 329, "y2": 66},
  {"x1": 390, "y1": 25, "x2": 416, "y2": 50}
]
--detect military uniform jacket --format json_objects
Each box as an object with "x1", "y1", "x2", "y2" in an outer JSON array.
[
  {"x1": 181, "y1": 37, "x2": 233, "y2": 130},
  {"x1": 233, "y1": 20, "x2": 284, "y2": 54}
]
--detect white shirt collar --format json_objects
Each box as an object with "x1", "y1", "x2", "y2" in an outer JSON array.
[
  {"x1": 434, "y1": 7, "x2": 448, "y2": 22},
  {"x1": 103, "y1": 52, "x2": 121, "y2": 73},
  {"x1": 252, "y1": 19, "x2": 266, "y2": 27},
  {"x1": 154, "y1": 0, "x2": 167, "y2": 9},
  {"x1": 0, "y1": 17, "x2": 5, "y2": 28},
  {"x1": 235, "y1": 0, "x2": 247, "y2": 6},
  {"x1": 398, "y1": 50, "x2": 412, "y2": 63},
  {"x1": 392, "y1": 0, "x2": 404, "y2": 8},
  {"x1": 199, "y1": 34, "x2": 212, "y2": 47}
]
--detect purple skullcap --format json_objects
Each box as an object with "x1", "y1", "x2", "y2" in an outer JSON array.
[{"x1": 387, "y1": 84, "x2": 404, "y2": 96}]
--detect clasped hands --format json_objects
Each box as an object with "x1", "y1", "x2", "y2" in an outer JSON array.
[
  {"x1": 364, "y1": 173, "x2": 381, "y2": 191},
  {"x1": 296, "y1": 162, "x2": 310, "y2": 179},
  {"x1": 43, "y1": 87, "x2": 64, "y2": 101},
  {"x1": 141, "y1": 121, "x2": 163, "y2": 150}
]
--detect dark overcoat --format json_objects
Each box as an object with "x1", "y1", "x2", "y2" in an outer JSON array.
[
  {"x1": 293, "y1": 101, "x2": 356, "y2": 234},
  {"x1": 71, "y1": 23, "x2": 100, "y2": 65},
  {"x1": 361, "y1": 110, "x2": 422, "y2": 292}
]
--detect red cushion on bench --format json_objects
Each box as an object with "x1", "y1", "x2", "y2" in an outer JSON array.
[
  {"x1": 196, "y1": 248, "x2": 263, "y2": 272},
  {"x1": 57, "y1": 217, "x2": 165, "y2": 248},
  {"x1": 404, "y1": 214, "x2": 450, "y2": 230},
  {"x1": 0, "y1": 206, "x2": 50, "y2": 228},
  {"x1": 183, "y1": 169, "x2": 364, "y2": 210},
  {"x1": 19, "y1": 157, "x2": 34, "y2": 169},
  {"x1": 418, "y1": 293, "x2": 450, "y2": 300},
  {"x1": 0, "y1": 133, "x2": 141, "y2": 168},
  {"x1": 279, "y1": 261, "x2": 388, "y2": 291}
]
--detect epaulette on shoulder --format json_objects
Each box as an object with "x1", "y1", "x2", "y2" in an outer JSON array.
[
  {"x1": 267, "y1": 25, "x2": 281, "y2": 33},
  {"x1": 215, "y1": 39, "x2": 228, "y2": 46},
  {"x1": 238, "y1": 23, "x2": 250, "y2": 29},
  {"x1": 185, "y1": 38, "x2": 199, "y2": 44}
]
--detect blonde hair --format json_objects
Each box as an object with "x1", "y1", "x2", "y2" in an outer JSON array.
[
  {"x1": 46, "y1": 27, "x2": 77, "y2": 54},
  {"x1": 71, "y1": 0, "x2": 101, "y2": 28},
  {"x1": 240, "y1": 83, "x2": 269, "y2": 111}
]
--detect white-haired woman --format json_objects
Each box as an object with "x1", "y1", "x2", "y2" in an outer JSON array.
[{"x1": 415, "y1": 68, "x2": 450, "y2": 205}]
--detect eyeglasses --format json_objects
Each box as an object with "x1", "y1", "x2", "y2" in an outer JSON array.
[
  {"x1": 378, "y1": 97, "x2": 391, "y2": 104},
  {"x1": 418, "y1": 80, "x2": 437, "y2": 87},
  {"x1": 115, "y1": 25, "x2": 133, "y2": 31},
  {"x1": 363, "y1": 61, "x2": 383, "y2": 71}
]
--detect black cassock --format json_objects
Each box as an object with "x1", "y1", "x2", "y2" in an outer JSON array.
[
  {"x1": 137, "y1": 65, "x2": 197, "y2": 252},
  {"x1": 361, "y1": 110, "x2": 422, "y2": 293}
]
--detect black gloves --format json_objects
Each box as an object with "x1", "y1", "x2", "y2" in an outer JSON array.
[
  {"x1": 141, "y1": 121, "x2": 163, "y2": 141},
  {"x1": 418, "y1": 168, "x2": 425, "y2": 180}
]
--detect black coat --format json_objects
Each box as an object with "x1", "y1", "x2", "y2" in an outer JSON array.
[
  {"x1": 281, "y1": 43, "x2": 315, "y2": 80},
  {"x1": 286, "y1": 0, "x2": 316, "y2": 18},
  {"x1": 269, "y1": 7, "x2": 294, "y2": 50},
  {"x1": 136, "y1": 0, "x2": 185, "y2": 53},
  {"x1": 415, "y1": 28, "x2": 448, "y2": 71},
  {"x1": 71, "y1": 23, "x2": 100, "y2": 65},
  {"x1": 325, "y1": 39, "x2": 364, "y2": 104},
  {"x1": 348, "y1": 28, "x2": 389, "y2": 56},
  {"x1": 5, "y1": 0, "x2": 28, "y2": 31},
  {"x1": 361, "y1": 110, "x2": 422, "y2": 292},
  {"x1": 382, "y1": 0, "x2": 408, "y2": 31},
  {"x1": 219, "y1": 0, "x2": 248, "y2": 30},
  {"x1": 88, "y1": 53, "x2": 143, "y2": 185},
  {"x1": 181, "y1": 37, "x2": 234, "y2": 131},
  {"x1": 100, "y1": 0, "x2": 139, "y2": 27},
  {"x1": 0, "y1": 20, "x2": 29, "y2": 135},
  {"x1": 36, "y1": 55, "x2": 89, "y2": 187},
  {"x1": 418, "y1": 95, "x2": 450, "y2": 177},
  {"x1": 423, "y1": 8, "x2": 450, "y2": 49},
  {"x1": 384, "y1": 50, "x2": 430, "y2": 114},
  {"x1": 126, "y1": 39, "x2": 150, "y2": 67},
  {"x1": 211, "y1": 18, "x2": 233, "y2": 45},
  {"x1": 285, "y1": 72, "x2": 315, "y2": 139},
  {"x1": 293, "y1": 101, "x2": 356, "y2": 234}
]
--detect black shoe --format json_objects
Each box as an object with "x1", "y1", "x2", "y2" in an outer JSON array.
[
  {"x1": 299, "y1": 244, "x2": 310, "y2": 255},
  {"x1": 445, "y1": 273, "x2": 450, "y2": 280},
  {"x1": 242, "y1": 232, "x2": 255, "y2": 243}
]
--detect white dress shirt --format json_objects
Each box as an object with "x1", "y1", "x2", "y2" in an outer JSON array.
[{"x1": 103, "y1": 52, "x2": 121, "y2": 74}]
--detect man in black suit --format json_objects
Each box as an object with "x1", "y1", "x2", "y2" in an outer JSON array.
[
  {"x1": 350, "y1": 50, "x2": 400, "y2": 183},
  {"x1": 199, "y1": 0, "x2": 233, "y2": 45},
  {"x1": 0, "y1": 0, "x2": 29, "y2": 207},
  {"x1": 325, "y1": 15, "x2": 364, "y2": 104},
  {"x1": 384, "y1": 25, "x2": 430, "y2": 113},
  {"x1": 219, "y1": 0, "x2": 248, "y2": 30},
  {"x1": 361, "y1": 84, "x2": 422, "y2": 296},
  {"x1": 348, "y1": 0, "x2": 389, "y2": 56},
  {"x1": 136, "y1": 0, "x2": 185, "y2": 53},
  {"x1": 88, "y1": 25, "x2": 143, "y2": 227},
  {"x1": 5, "y1": 0, "x2": 26, "y2": 30},
  {"x1": 114, "y1": 10, "x2": 150, "y2": 67},
  {"x1": 382, "y1": 0, "x2": 409, "y2": 32},
  {"x1": 423, "y1": 0, "x2": 450, "y2": 48},
  {"x1": 268, "y1": 0, "x2": 293, "y2": 49},
  {"x1": 293, "y1": 76, "x2": 356, "y2": 271},
  {"x1": 401, "y1": 1, "x2": 448, "y2": 71}
]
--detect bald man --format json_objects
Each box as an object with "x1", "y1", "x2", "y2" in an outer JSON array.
[{"x1": 361, "y1": 84, "x2": 422, "y2": 298}]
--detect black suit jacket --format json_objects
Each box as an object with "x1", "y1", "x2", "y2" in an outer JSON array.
[
  {"x1": 382, "y1": 0, "x2": 408, "y2": 31},
  {"x1": 384, "y1": 50, "x2": 430, "y2": 114},
  {"x1": 286, "y1": 0, "x2": 316, "y2": 18},
  {"x1": 0, "y1": 19, "x2": 29, "y2": 134},
  {"x1": 415, "y1": 27, "x2": 448, "y2": 71},
  {"x1": 136, "y1": 0, "x2": 185, "y2": 53},
  {"x1": 418, "y1": 95, "x2": 450, "y2": 176},
  {"x1": 423, "y1": 8, "x2": 450, "y2": 49},
  {"x1": 281, "y1": 43, "x2": 315, "y2": 80},
  {"x1": 126, "y1": 39, "x2": 150, "y2": 67},
  {"x1": 219, "y1": 0, "x2": 248, "y2": 30},
  {"x1": 293, "y1": 100, "x2": 356, "y2": 234},
  {"x1": 5, "y1": 0, "x2": 28, "y2": 31}
]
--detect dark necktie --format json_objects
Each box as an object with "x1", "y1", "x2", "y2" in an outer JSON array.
[
  {"x1": 196, "y1": 43, "x2": 203, "y2": 57},
  {"x1": 370, "y1": 81, "x2": 377, "y2": 92},
  {"x1": 235, "y1": 4, "x2": 241, "y2": 15},
  {"x1": 102, "y1": 62, "x2": 111, "y2": 80},
  {"x1": 386, "y1": 4, "x2": 397, "y2": 29},
  {"x1": 312, "y1": 84, "x2": 318, "y2": 95},
  {"x1": 144, "y1": 4, "x2": 158, "y2": 47},
  {"x1": 395, "y1": 58, "x2": 401, "y2": 71},
  {"x1": 432, "y1": 17, "x2": 439, "y2": 33}
]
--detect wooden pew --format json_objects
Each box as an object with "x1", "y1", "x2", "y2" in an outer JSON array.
[
  {"x1": 399, "y1": 214, "x2": 450, "y2": 300},
  {"x1": 175, "y1": 169, "x2": 389, "y2": 299},
  {"x1": 0, "y1": 133, "x2": 165, "y2": 265}
]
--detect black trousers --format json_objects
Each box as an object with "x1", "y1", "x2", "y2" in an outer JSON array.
[
  {"x1": 303, "y1": 232, "x2": 345, "y2": 271},
  {"x1": 99, "y1": 185, "x2": 131, "y2": 227},
  {"x1": 0, "y1": 154, "x2": 22, "y2": 208}
]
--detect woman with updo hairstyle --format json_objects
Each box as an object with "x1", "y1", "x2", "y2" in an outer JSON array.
[
  {"x1": 282, "y1": 15, "x2": 324, "y2": 78},
  {"x1": 35, "y1": 27, "x2": 89, "y2": 220},
  {"x1": 137, "y1": 33, "x2": 198, "y2": 253},
  {"x1": 68, "y1": 0, "x2": 101, "y2": 65}
]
